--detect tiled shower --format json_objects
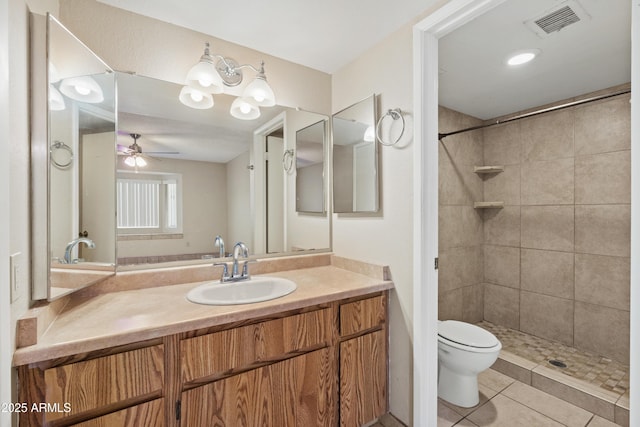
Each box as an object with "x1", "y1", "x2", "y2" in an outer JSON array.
[{"x1": 438, "y1": 85, "x2": 631, "y2": 366}]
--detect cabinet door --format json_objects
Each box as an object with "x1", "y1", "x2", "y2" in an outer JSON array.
[
  {"x1": 42, "y1": 345, "x2": 164, "y2": 424},
  {"x1": 340, "y1": 330, "x2": 387, "y2": 427},
  {"x1": 181, "y1": 348, "x2": 336, "y2": 427},
  {"x1": 69, "y1": 399, "x2": 164, "y2": 427}
]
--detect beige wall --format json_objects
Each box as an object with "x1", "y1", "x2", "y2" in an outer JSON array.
[
  {"x1": 227, "y1": 151, "x2": 252, "y2": 248},
  {"x1": 481, "y1": 90, "x2": 631, "y2": 364},
  {"x1": 438, "y1": 106, "x2": 484, "y2": 323},
  {"x1": 331, "y1": 23, "x2": 417, "y2": 424}
]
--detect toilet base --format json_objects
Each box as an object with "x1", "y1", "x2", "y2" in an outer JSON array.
[{"x1": 438, "y1": 364, "x2": 480, "y2": 408}]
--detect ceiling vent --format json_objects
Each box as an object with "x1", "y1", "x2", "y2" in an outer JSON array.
[{"x1": 524, "y1": 0, "x2": 591, "y2": 38}]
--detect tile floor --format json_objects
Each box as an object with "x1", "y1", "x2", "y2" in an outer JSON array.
[
  {"x1": 438, "y1": 369, "x2": 623, "y2": 427},
  {"x1": 478, "y1": 321, "x2": 629, "y2": 396}
]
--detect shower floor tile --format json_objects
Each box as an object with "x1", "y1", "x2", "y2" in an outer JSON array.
[{"x1": 478, "y1": 321, "x2": 629, "y2": 397}]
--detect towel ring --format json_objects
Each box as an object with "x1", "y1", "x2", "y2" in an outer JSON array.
[
  {"x1": 376, "y1": 108, "x2": 405, "y2": 146},
  {"x1": 50, "y1": 140, "x2": 73, "y2": 168},
  {"x1": 282, "y1": 149, "x2": 295, "y2": 173}
]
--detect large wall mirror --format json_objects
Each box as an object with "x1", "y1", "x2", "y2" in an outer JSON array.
[
  {"x1": 332, "y1": 94, "x2": 379, "y2": 213},
  {"x1": 295, "y1": 120, "x2": 327, "y2": 214},
  {"x1": 31, "y1": 14, "x2": 117, "y2": 301},
  {"x1": 116, "y1": 73, "x2": 331, "y2": 267}
]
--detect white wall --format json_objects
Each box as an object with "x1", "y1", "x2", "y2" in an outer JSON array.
[
  {"x1": 227, "y1": 151, "x2": 252, "y2": 248},
  {"x1": 332, "y1": 23, "x2": 417, "y2": 424},
  {"x1": 1, "y1": 0, "x2": 11, "y2": 422}
]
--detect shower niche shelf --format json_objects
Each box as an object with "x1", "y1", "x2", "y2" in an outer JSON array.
[
  {"x1": 474, "y1": 201, "x2": 504, "y2": 209},
  {"x1": 474, "y1": 165, "x2": 504, "y2": 174}
]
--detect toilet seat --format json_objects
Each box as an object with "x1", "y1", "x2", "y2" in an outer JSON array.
[{"x1": 438, "y1": 320, "x2": 500, "y2": 352}]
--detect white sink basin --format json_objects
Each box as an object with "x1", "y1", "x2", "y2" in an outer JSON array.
[{"x1": 186, "y1": 276, "x2": 297, "y2": 305}]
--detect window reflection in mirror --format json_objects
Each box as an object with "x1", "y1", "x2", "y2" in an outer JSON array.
[
  {"x1": 332, "y1": 95, "x2": 379, "y2": 213},
  {"x1": 295, "y1": 120, "x2": 326, "y2": 213},
  {"x1": 115, "y1": 73, "x2": 331, "y2": 267},
  {"x1": 43, "y1": 14, "x2": 116, "y2": 300}
]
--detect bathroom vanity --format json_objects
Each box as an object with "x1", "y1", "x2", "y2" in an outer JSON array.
[{"x1": 14, "y1": 256, "x2": 391, "y2": 426}]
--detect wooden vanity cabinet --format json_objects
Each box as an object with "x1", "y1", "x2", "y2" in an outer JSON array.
[
  {"x1": 18, "y1": 292, "x2": 388, "y2": 427},
  {"x1": 18, "y1": 340, "x2": 165, "y2": 426},
  {"x1": 338, "y1": 296, "x2": 388, "y2": 427}
]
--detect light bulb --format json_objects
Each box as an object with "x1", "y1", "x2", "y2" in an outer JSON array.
[
  {"x1": 198, "y1": 76, "x2": 213, "y2": 88},
  {"x1": 75, "y1": 84, "x2": 91, "y2": 96},
  {"x1": 124, "y1": 156, "x2": 136, "y2": 167},
  {"x1": 253, "y1": 90, "x2": 266, "y2": 103},
  {"x1": 136, "y1": 156, "x2": 147, "y2": 167},
  {"x1": 190, "y1": 90, "x2": 204, "y2": 102},
  {"x1": 240, "y1": 102, "x2": 252, "y2": 114}
]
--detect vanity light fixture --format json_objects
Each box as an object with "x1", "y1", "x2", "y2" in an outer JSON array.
[
  {"x1": 178, "y1": 86, "x2": 214, "y2": 109},
  {"x1": 506, "y1": 49, "x2": 541, "y2": 66},
  {"x1": 59, "y1": 76, "x2": 104, "y2": 103},
  {"x1": 49, "y1": 85, "x2": 66, "y2": 111},
  {"x1": 180, "y1": 42, "x2": 276, "y2": 120},
  {"x1": 363, "y1": 125, "x2": 375, "y2": 142}
]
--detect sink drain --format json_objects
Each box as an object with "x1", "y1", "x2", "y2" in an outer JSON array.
[{"x1": 549, "y1": 359, "x2": 567, "y2": 368}]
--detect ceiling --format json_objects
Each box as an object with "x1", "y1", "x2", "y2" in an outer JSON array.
[
  {"x1": 97, "y1": 0, "x2": 437, "y2": 74},
  {"x1": 100, "y1": 0, "x2": 631, "y2": 160},
  {"x1": 439, "y1": 0, "x2": 631, "y2": 120}
]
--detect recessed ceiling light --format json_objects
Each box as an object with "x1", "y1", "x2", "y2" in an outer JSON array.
[{"x1": 506, "y1": 49, "x2": 541, "y2": 66}]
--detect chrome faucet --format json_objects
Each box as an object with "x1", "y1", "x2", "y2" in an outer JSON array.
[
  {"x1": 214, "y1": 241, "x2": 251, "y2": 282},
  {"x1": 231, "y1": 242, "x2": 249, "y2": 278},
  {"x1": 63, "y1": 237, "x2": 96, "y2": 264},
  {"x1": 214, "y1": 235, "x2": 225, "y2": 258}
]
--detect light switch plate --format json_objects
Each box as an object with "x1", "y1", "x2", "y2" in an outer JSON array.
[{"x1": 10, "y1": 252, "x2": 22, "y2": 302}]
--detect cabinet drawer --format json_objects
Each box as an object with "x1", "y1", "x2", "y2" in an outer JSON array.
[
  {"x1": 70, "y1": 398, "x2": 164, "y2": 427},
  {"x1": 340, "y1": 295, "x2": 385, "y2": 337},
  {"x1": 43, "y1": 345, "x2": 164, "y2": 423},
  {"x1": 181, "y1": 308, "x2": 331, "y2": 383}
]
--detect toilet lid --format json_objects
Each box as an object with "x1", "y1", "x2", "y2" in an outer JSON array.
[{"x1": 438, "y1": 320, "x2": 499, "y2": 348}]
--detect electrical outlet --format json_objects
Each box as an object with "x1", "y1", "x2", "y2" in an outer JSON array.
[{"x1": 10, "y1": 252, "x2": 23, "y2": 302}]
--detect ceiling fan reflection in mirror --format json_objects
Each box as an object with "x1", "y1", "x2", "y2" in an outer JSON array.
[{"x1": 117, "y1": 133, "x2": 179, "y2": 169}]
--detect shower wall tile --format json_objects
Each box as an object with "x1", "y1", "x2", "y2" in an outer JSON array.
[
  {"x1": 462, "y1": 284, "x2": 484, "y2": 324},
  {"x1": 483, "y1": 245, "x2": 520, "y2": 288},
  {"x1": 574, "y1": 301, "x2": 630, "y2": 365},
  {"x1": 521, "y1": 206, "x2": 574, "y2": 252},
  {"x1": 439, "y1": 154, "x2": 483, "y2": 206},
  {"x1": 521, "y1": 158, "x2": 574, "y2": 205},
  {"x1": 575, "y1": 151, "x2": 631, "y2": 205},
  {"x1": 439, "y1": 288, "x2": 463, "y2": 321},
  {"x1": 439, "y1": 246, "x2": 483, "y2": 292},
  {"x1": 484, "y1": 283, "x2": 519, "y2": 329},
  {"x1": 575, "y1": 254, "x2": 630, "y2": 311},
  {"x1": 575, "y1": 205, "x2": 630, "y2": 257},
  {"x1": 439, "y1": 206, "x2": 483, "y2": 250},
  {"x1": 483, "y1": 122, "x2": 521, "y2": 165},
  {"x1": 574, "y1": 95, "x2": 631, "y2": 156},
  {"x1": 483, "y1": 206, "x2": 520, "y2": 247},
  {"x1": 521, "y1": 249, "x2": 574, "y2": 299},
  {"x1": 483, "y1": 165, "x2": 520, "y2": 206},
  {"x1": 520, "y1": 291, "x2": 573, "y2": 346},
  {"x1": 520, "y1": 109, "x2": 574, "y2": 162}
]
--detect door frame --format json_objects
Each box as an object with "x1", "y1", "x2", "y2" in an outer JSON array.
[{"x1": 412, "y1": 0, "x2": 640, "y2": 425}]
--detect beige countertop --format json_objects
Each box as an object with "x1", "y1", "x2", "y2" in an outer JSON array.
[{"x1": 14, "y1": 264, "x2": 393, "y2": 367}]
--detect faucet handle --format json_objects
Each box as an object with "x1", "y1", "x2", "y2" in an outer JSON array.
[
  {"x1": 241, "y1": 259, "x2": 257, "y2": 278},
  {"x1": 213, "y1": 262, "x2": 230, "y2": 281}
]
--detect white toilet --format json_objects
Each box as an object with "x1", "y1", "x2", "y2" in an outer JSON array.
[{"x1": 437, "y1": 320, "x2": 502, "y2": 407}]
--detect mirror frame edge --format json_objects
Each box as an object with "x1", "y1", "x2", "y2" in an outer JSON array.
[{"x1": 30, "y1": 12, "x2": 50, "y2": 300}]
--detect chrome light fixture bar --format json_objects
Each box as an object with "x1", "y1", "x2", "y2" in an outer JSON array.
[{"x1": 179, "y1": 42, "x2": 276, "y2": 120}]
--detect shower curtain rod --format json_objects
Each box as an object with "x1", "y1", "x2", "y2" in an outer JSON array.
[{"x1": 438, "y1": 88, "x2": 631, "y2": 141}]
